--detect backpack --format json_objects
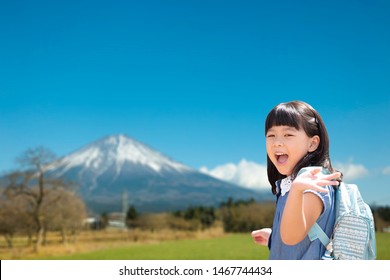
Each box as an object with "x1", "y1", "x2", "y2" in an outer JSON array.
[{"x1": 308, "y1": 181, "x2": 377, "y2": 260}]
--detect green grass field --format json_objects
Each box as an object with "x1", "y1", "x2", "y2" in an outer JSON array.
[{"x1": 36, "y1": 232, "x2": 390, "y2": 260}]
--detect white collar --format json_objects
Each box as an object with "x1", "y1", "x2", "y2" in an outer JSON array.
[{"x1": 280, "y1": 176, "x2": 292, "y2": 196}]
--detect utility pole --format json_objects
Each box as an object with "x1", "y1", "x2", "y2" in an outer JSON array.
[{"x1": 122, "y1": 189, "x2": 128, "y2": 227}]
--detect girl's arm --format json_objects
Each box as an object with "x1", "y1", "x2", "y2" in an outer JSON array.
[{"x1": 280, "y1": 168, "x2": 340, "y2": 245}]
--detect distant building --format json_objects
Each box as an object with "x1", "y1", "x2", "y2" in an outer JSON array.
[
  {"x1": 107, "y1": 212, "x2": 127, "y2": 229},
  {"x1": 85, "y1": 190, "x2": 129, "y2": 230}
]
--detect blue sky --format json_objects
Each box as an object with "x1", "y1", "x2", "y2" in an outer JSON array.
[{"x1": 1, "y1": 0, "x2": 389, "y2": 205}]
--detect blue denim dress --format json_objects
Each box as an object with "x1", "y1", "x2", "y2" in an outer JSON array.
[{"x1": 268, "y1": 179, "x2": 335, "y2": 260}]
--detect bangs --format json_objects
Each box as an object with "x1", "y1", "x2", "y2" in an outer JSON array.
[{"x1": 265, "y1": 103, "x2": 302, "y2": 134}]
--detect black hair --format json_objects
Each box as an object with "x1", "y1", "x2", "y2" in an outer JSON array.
[{"x1": 265, "y1": 101, "x2": 337, "y2": 195}]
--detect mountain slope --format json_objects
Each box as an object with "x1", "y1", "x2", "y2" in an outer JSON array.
[{"x1": 45, "y1": 134, "x2": 267, "y2": 213}]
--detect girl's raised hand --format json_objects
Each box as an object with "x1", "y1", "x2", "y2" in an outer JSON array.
[{"x1": 292, "y1": 167, "x2": 340, "y2": 193}]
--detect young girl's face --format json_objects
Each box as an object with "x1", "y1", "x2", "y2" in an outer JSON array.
[{"x1": 266, "y1": 125, "x2": 320, "y2": 176}]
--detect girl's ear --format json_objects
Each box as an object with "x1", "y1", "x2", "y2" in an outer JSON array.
[{"x1": 308, "y1": 135, "x2": 320, "y2": 152}]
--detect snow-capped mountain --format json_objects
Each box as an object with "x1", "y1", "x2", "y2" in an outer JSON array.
[
  {"x1": 45, "y1": 134, "x2": 266, "y2": 213},
  {"x1": 47, "y1": 134, "x2": 193, "y2": 191}
]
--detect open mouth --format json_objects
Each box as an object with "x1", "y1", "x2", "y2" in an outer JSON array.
[{"x1": 275, "y1": 153, "x2": 288, "y2": 164}]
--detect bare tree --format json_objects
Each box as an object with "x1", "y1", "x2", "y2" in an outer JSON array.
[
  {"x1": 43, "y1": 188, "x2": 87, "y2": 244},
  {"x1": 5, "y1": 146, "x2": 74, "y2": 251},
  {"x1": 0, "y1": 190, "x2": 18, "y2": 247}
]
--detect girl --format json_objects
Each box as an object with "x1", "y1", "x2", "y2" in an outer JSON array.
[{"x1": 252, "y1": 101, "x2": 341, "y2": 260}]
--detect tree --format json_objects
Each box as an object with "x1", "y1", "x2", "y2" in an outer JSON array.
[
  {"x1": 372, "y1": 206, "x2": 390, "y2": 232},
  {"x1": 170, "y1": 206, "x2": 216, "y2": 230},
  {"x1": 5, "y1": 146, "x2": 76, "y2": 251},
  {"x1": 126, "y1": 205, "x2": 138, "y2": 228},
  {"x1": 218, "y1": 198, "x2": 275, "y2": 232},
  {"x1": 42, "y1": 188, "x2": 87, "y2": 244},
  {"x1": 0, "y1": 188, "x2": 34, "y2": 247}
]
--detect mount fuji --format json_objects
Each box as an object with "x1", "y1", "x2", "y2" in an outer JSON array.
[{"x1": 45, "y1": 134, "x2": 267, "y2": 213}]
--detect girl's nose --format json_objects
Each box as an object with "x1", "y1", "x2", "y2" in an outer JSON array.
[{"x1": 273, "y1": 138, "x2": 284, "y2": 147}]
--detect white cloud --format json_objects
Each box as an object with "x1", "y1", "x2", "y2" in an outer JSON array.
[
  {"x1": 333, "y1": 162, "x2": 369, "y2": 180},
  {"x1": 200, "y1": 159, "x2": 269, "y2": 191},
  {"x1": 382, "y1": 166, "x2": 390, "y2": 175},
  {"x1": 200, "y1": 160, "x2": 370, "y2": 190}
]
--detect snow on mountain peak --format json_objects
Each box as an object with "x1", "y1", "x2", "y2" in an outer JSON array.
[{"x1": 49, "y1": 134, "x2": 192, "y2": 174}]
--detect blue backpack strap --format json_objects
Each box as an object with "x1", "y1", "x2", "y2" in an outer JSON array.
[{"x1": 308, "y1": 222, "x2": 330, "y2": 247}]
